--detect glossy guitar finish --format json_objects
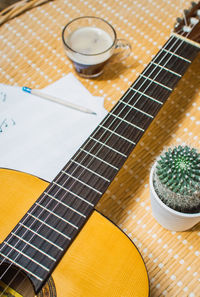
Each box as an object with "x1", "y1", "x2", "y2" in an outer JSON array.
[{"x1": 0, "y1": 168, "x2": 149, "y2": 297}]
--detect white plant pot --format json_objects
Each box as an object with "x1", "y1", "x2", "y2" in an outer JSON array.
[{"x1": 150, "y1": 164, "x2": 200, "y2": 231}]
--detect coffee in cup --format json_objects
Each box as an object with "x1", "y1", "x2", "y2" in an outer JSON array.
[{"x1": 62, "y1": 16, "x2": 131, "y2": 78}]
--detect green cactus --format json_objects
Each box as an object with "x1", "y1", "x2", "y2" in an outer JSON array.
[{"x1": 153, "y1": 145, "x2": 200, "y2": 213}]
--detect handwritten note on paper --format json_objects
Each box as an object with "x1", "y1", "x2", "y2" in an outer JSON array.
[
  {"x1": 0, "y1": 91, "x2": 7, "y2": 102},
  {"x1": 0, "y1": 73, "x2": 107, "y2": 181},
  {"x1": 0, "y1": 89, "x2": 16, "y2": 133},
  {"x1": 0, "y1": 117, "x2": 16, "y2": 133}
]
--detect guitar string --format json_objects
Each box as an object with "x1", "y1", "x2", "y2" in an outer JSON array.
[
  {"x1": 0, "y1": 24, "x2": 195, "y2": 294},
  {"x1": 0, "y1": 23, "x2": 197, "y2": 294},
  {"x1": 0, "y1": 25, "x2": 195, "y2": 293},
  {"x1": 38, "y1": 30, "x2": 193, "y2": 232},
  {"x1": 180, "y1": 0, "x2": 188, "y2": 26},
  {"x1": 0, "y1": 24, "x2": 198, "y2": 295},
  {"x1": 9, "y1": 26, "x2": 195, "y2": 292}
]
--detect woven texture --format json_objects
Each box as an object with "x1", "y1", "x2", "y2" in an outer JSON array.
[
  {"x1": 0, "y1": 0, "x2": 52, "y2": 25},
  {"x1": 0, "y1": 0, "x2": 200, "y2": 296}
]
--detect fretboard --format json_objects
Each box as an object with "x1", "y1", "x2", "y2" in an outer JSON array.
[{"x1": 1, "y1": 35, "x2": 199, "y2": 293}]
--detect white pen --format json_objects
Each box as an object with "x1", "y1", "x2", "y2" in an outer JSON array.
[{"x1": 22, "y1": 87, "x2": 96, "y2": 115}]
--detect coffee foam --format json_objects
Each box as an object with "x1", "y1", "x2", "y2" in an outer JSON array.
[{"x1": 65, "y1": 26, "x2": 114, "y2": 65}]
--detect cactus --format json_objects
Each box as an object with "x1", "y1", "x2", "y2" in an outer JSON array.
[{"x1": 153, "y1": 145, "x2": 200, "y2": 213}]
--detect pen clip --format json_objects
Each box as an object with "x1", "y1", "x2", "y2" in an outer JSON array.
[{"x1": 22, "y1": 86, "x2": 31, "y2": 93}]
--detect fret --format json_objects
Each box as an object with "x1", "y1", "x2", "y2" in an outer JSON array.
[
  {"x1": 89, "y1": 136, "x2": 127, "y2": 158},
  {"x1": 43, "y1": 182, "x2": 93, "y2": 219},
  {"x1": 134, "y1": 106, "x2": 154, "y2": 119},
  {"x1": 58, "y1": 166, "x2": 108, "y2": 206},
  {"x1": 171, "y1": 32, "x2": 200, "y2": 49},
  {"x1": 151, "y1": 61, "x2": 182, "y2": 77},
  {"x1": 45, "y1": 176, "x2": 96, "y2": 216},
  {"x1": 91, "y1": 123, "x2": 137, "y2": 156},
  {"x1": 20, "y1": 214, "x2": 69, "y2": 251},
  {"x1": 79, "y1": 132, "x2": 131, "y2": 164},
  {"x1": 139, "y1": 74, "x2": 173, "y2": 91},
  {"x1": 165, "y1": 36, "x2": 199, "y2": 61},
  {"x1": 40, "y1": 191, "x2": 88, "y2": 229},
  {"x1": 19, "y1": 223, "x2": 63, "y2": 251},
  {"x1": 27, "y1": 201, "x2": 79, "y2": 241},
  {"x1": 130, "y1": 104, "x2": 153, "y2": 118},
  {"x1": 162, "y1": 48, "x2": 191, "y2": 63},
  {"x1": 61, "y1": 170, "x2": 103, "y2": 195},
  {"x1": 141, "y1": 63, "x2": 181, "y2": 90},
  {"x1": 71, "y1": 159, "x2": 110, "y2": 182},
  {"x1": 44, "y1": 191, "x2": 86, "y2": 218},
  {"x1": 0, "y1": 252, "x2": 43, "y2": 281},
  {"x1": 119, "y1": 100, "x2": 154, "y2": 119},
  {"x1": 98, "y1": 116, "x2": 143, "y2": 150},
  {"x1": 152, "y1": 51, "x2": 190, "y2": 77},
  {"x1": 117, "y1": 91, "x2": 162, "y2": 124},
  {"x1": 71, "y1": 148, "x2": 120, "y2": 186},
  {"x1": 80, "y1": 148, "x2": 119, "y2": 170},
  {"x1": 80, "y1": 137, "x2": 127, "y2": 171},
  {"x1": 99, "y1": 124, "x2": 136, "y2": 145},
  {"x1": 130, "y1": 87, "x2": 163, "y2": 105},
  {"x1": 27, "y1": 212, "x2": 71, "y2": 241},
  {"x1": 12, "y1": 229, "x2": 61, "y2": 264},
  {"x1": 35, "y1": 202, "x2": 79, "y2": 230},
  {"x1": 53, "y1": 181, "x2": 94, "y2": 207},
  {"x1": 150, "y1": 37, "x2": 199, "y2": 79},
  {"x1": 11, "y1": 232, "x2": 56, "y2": 261},
  {"x1": 65, "y1": 140, "x2": 128, "y2": 196},
  {"x1": 109, "y1": 112, "x2": 144, "y2": 132},
  {"x1": 4, "y1": 241, "x2": 50, "y2": 272},
  {"x1": 133, "y1": 75, "x2": 171, "y2": 104}
]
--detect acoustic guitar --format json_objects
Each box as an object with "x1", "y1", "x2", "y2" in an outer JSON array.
[{"x1": 0, "y1": 3, "x2": 200, "y2": 296}]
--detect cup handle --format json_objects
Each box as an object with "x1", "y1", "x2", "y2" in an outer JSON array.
[{"x1": 112, "y1": 38, "x2": 132, "y2": 62}]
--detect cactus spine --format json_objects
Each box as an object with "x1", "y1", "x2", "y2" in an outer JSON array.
[{"x1": 153, "y1": 145, "x2": 200, "y2": 213}]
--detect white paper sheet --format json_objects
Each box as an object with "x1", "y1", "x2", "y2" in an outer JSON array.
[{"x1": 0, "y1": 73, "x2": 107, "y2": 181}]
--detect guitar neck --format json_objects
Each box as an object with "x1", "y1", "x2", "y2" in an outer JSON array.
[{"x1": 1, "y1": 35, "x2": 199, "y2": 293}]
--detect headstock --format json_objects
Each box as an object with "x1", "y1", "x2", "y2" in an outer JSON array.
[{"x1": 174, "y1": 1, "x2": 200, "y2": 44}]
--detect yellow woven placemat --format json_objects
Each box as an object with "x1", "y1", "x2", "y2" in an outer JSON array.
[{"x1": 0, "y1": 0, "x2": 199, "y2": 296}]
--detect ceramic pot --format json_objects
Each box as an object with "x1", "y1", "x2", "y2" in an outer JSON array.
[{"x1": 149, "y1": 163, "x2": 200, "y2": 231}]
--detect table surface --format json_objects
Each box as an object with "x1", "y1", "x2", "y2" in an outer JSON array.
[{"x1": 0, "y1": 0, "x2": 200, "y2": 296}]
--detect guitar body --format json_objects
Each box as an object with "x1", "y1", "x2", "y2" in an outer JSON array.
[{"x1": 0, "y1": 168, "x2": 149, "y2": 297}]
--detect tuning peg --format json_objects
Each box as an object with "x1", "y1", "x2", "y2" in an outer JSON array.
[
  {"x1": 191, "y1": 2, "x2": 197, "y2": 7},
  {"x1": 176, "y1": 17, "x2": 183, "y2": 23},
  {"x1": 174, "y1": 17, "x2": 182, "y2": 28},
  {"x1": 190, "y1": 17, "x2": 199, "y2": 24},
  {"x1": 183, "y1": 9, "x2": 190, "y2": 15},
  {"x1": 183, "y1": 25, "x2": 192, "y2": 32}
]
